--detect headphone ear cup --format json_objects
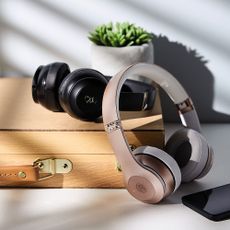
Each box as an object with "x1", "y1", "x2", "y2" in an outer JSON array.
[
  {"x1": 58, "y1": 68, "x2": 108, "y2": 121},
  {"x1": 133, "y1": 146, "x2": 181, "y2": 196},
  {"x1": 33, "y1": 64, "x2": 50, "y2": 106},
  {"x1": 32, "y1": 65, "x2": 43, "y2": 103},
  {"x1": 165, "y1": 128, "x2": 213, "y2": 182},
  {"x1": 33, "y1": 62, "x2": 70, "y2": 111}
]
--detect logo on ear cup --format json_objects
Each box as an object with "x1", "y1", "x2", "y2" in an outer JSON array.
[
  {"x1": 136, "y1": 183, "x2": 147, "y2": 193},
  {"x1": 84, "y1": 95, "x2": 97, "y2": 104}
]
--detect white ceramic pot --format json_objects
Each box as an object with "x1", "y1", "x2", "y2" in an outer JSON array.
[{"x1": 91, "y1": 42, "x2": 154, "y2": 79}]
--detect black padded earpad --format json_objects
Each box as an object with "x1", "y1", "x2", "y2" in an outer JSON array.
[
  {"x1": 58, "y1": 68, "x2": 108, "y2": 120},
  {"x1": 32, "y1": 65, "x2": 43, "y2": 103},
  {"x1": 165, "y1": 128, "x2": 210, "y2": 182},
  {"x1": 32, "y1": 62, "x2": 70, "y2": 111},
  {"x1": 33, "y1": 64, "x2": 50, "y2": 108}
]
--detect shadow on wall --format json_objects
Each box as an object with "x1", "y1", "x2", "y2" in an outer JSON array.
[{"x1": 154, "y1": 35, "x2": 230, "y2": 123}]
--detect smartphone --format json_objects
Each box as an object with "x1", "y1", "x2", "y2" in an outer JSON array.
[{"x1": 182, "y1": 184, "x2": 230, "y2": 221}]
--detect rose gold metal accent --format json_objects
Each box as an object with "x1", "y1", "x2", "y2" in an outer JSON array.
[
  {"x1": 176, "y1": 98, "x2": 194, "y2": 114},
  {"x1": 103, "y1": 65, "x2": 173, "y2": 203},
  {"x1": 135, "y1": 154, "x2": 174, "y2": 197},
  {"x1": 127, "y1": 175, "x2": 164, "y2": 203},
  {"x1": 107, "y1": 127, "x2": 167, "y2": 203},
  {"x1": 102, "y1": 65, "x2": 192, "y2": 203}
]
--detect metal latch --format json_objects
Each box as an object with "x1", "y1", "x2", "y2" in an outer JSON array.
[{"x1": 33, "y1": 158, "x2": 73, "y2": 181}]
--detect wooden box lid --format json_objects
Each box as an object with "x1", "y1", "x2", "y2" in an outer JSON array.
[
  {"x1": 0, "y1": 78, "x2": 164, "y2": 188},
  {"x1": 0, "y1": 78, "x2": 164, "y2": 155}
]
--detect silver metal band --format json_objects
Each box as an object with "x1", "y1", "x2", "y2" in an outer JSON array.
[{"x1": 105, "y1": 120, "x2": 121, "y2": 133}]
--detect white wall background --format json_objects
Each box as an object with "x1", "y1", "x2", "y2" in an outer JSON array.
[{"x1": 0, "y1": 0, "x2": 229, "y2": 122}]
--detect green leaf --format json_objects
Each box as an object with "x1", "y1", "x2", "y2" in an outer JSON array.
[
  {"x1": 138, "y1": 34, "x2": 148, "y2": 40},
  {"x1": 127, "y1": 41, "x2": 134, "y2": 46},
  {"x1": 120, "y1": 38, "x2": 126, "y2": 46},
  {"x1": 88, "y1": 22, "x2": 152, "y2": 46}
]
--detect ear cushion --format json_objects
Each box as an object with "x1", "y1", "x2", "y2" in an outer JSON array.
[
  {"x1": 58, "y1": 68, "x2": 108, "y2": 120},
  {"x1": 32, "y1": 65, "x2": 43, "y2": 103},
  {"x1": 196, "y1": 146, "x2": 214, "y2": 179},
  {"x1": 133, "y1": 146, "x2": 181, "y2": 193},
  {"x1": 165, "y1": 128, "x2": 212, "y2": 182},
  {"x1": 34, "y1": 62, "x2": 70, "y2": 111},
  {"x1": 34, "y1": 64, "x2": 50, "y2": 106}
]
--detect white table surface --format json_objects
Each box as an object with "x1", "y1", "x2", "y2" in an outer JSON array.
[{"x1": 0, "y1": 124, "x2": 230, "y2": 230}]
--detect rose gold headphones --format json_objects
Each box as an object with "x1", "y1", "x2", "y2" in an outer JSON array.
[{"x1": 102, "y1": 63, "x2": 214, "y2": 204}]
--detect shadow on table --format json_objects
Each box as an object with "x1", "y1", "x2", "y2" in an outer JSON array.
[
  {"x1": 161, "y1": 181, "x2": 208, "y2": 205},
  {"x1": 154, "y1": 35, "x2": 230, "y2": 123},
  {"x1": 0, "y1": 189, "x2": 155, "y2": 230}
]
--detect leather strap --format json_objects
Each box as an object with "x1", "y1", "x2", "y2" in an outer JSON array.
[{"x1": 0, "y1": 165, "x2": 40, "y2": 182}]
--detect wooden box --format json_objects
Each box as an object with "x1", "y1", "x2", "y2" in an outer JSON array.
[{"x1": 0, "y1": 78, "x2": 164, "y2": 188}]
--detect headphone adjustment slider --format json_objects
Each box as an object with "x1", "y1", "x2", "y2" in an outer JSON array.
[
  {"x1": 176, "y1": 98, "x2": 194, "y2": 114},
  {"x1": 105, "y1": 120, "x2": 121, "y2": 133}
]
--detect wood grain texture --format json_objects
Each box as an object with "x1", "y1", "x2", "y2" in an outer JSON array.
[
  {"x1": 0, "y1": 78, "x2": 163, "y2": 131},
  {"x1": 0, "y1": 78, "x2": 164, "y2": 188},
  {"x1": 0, "y1": 155, "x2": 124, "y2": 188},
  {"x1": 0, "y1": 131, "x2": 164, "y2": 155}
]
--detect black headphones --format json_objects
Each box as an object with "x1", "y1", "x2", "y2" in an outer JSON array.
[{"x1": 32, "y1": 62, "x2": 155, "y2": 121}]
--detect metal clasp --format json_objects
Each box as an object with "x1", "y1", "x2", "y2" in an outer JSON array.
[{"x1": 33, "y1": 158, "x2": 73, "y2": 181}]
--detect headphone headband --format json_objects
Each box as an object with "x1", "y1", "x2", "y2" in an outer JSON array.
[
  {"x1": 102, "y1": 63, "x2": 201, "y2": 184},
  {"x1": 103, "y1": 63, "x2": 201, "y2": 132}
]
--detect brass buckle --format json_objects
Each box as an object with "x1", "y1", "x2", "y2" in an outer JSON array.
[{"x1": 33, "y1": 158, "x2": 73, "y2": 181}]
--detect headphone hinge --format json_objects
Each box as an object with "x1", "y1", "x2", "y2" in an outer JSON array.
[{"x1": 176, "y1": 98, "x2": 194, "y2": 114}]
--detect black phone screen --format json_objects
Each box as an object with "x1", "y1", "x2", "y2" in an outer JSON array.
[{"x1": 182, "y1": 184, "x2": 230, "y2": 221}]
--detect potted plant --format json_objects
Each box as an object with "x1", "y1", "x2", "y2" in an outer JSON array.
[{"x1": 88, "y1": 22, "x2": 154, "y2": 77}]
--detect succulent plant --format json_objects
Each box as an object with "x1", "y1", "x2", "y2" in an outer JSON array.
[{"x1": 88, "y1": 22, "x2": 153, "y2": 47}]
